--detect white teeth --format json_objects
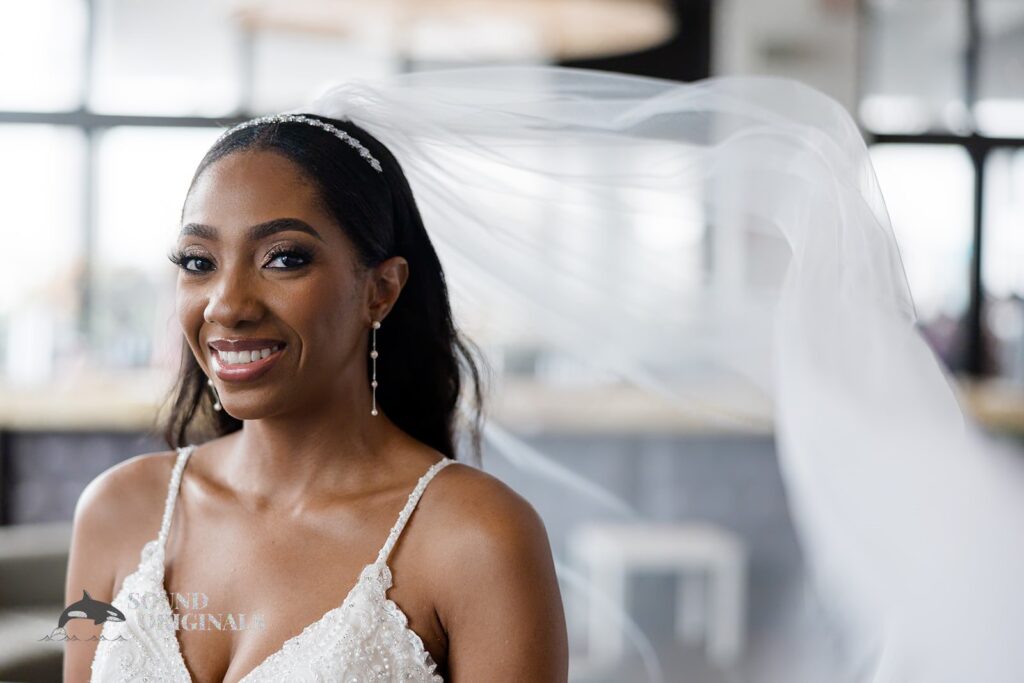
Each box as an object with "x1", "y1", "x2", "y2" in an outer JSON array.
[{"x1": 216, "y1": 344, "x2": 281, "y2": 365}]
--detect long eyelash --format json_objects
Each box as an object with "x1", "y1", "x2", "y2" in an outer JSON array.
[
  {"x1": 166, "y1": 248, "x2": 206, "y2": 271},
  {"x1": 167, "y1": 249, "x2": 184, "y2": 265},
  {"x1": 265, "y1": 245, "x2": 314, "y2": 268},
  {"x1": 165, "y1": 246, "x2": 313, "y2": 272}
]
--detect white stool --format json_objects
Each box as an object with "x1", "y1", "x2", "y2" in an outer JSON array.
[{"x1": 569, "y1": 522, "x2": 747, "y2": 667}]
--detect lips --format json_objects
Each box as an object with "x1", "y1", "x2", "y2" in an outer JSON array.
[{"x1": 209, "y1": 343, "x2": 287, "y2": 383}]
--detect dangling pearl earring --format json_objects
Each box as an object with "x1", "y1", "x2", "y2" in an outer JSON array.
[
  {"x1": 207, "y1": 377, "x2": 222, "y2": 411},
  {"x1": 370, "y1": 320, "x2": 380, "y2": 416}
]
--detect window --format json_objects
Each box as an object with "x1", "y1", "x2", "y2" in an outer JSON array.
[
  {"x1": 0, "y1": 3, "x2": 397, "y2": 382},
  {"x1": 90, "y1": 126, "x2": 221, "y2": 367},
  {"x1": 868, "y1": 144, "x2": 975, "y2": 363},
  {"x1": 0, "y1": 1, "x2": 87, "y2": 111},
  {"x1": 859, "y1": 0, "x2": 1024, "y2": 380},
  {"x1": 859, "y1": 0, "x2": 967, "y2": 134},
  {"x1": 0, "y1": 125, "x2": 86, "y2": 383},
  {"x1": 90, "y1": 0, "x2": 242, "y2": 116},
  {"x1": 983, "y1": 148, "x2": 1024, "y2": 383}
]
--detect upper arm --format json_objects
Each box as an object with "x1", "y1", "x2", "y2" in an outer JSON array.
[
  {"x1": 62, "y1": 452, "x2": 168, "y2": 683},
  {"x1": 436, "y1": 473, "x2": 569, "y2": 682}
]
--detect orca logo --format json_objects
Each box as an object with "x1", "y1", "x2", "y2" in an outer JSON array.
[{"x1": 58, "y1": 589, "x2": 126, "y2": 627}]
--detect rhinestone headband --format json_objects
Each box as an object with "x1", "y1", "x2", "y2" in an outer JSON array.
[{"x1": 214, "y1": 113, "x2": 383, "y2": 173}]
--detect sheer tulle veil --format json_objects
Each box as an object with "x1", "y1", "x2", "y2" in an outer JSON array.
[{"x1": 285, "y1": 65, "x2": 1024, "y2": 682}]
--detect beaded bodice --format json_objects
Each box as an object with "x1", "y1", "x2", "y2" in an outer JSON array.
[{"x1": 90, "y1": 445, "x2": 453, "y2": 682}]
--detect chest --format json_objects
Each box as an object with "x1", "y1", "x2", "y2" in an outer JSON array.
[{"x1": 157, "y1": 528, "x2": 446, "y2": 681}]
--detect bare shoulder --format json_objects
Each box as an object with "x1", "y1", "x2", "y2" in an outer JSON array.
[
  {"x1": 70, "y1": 448, "x2": 183, "y2": 588},
  {"x1": 75, "y1": 448, "x2": 180, "y2": 529},
  {"x1": 422, "y1": 459, "x2": 556, "y2": 593},
  {"x1": 426, "y1": 459, "x2": 549, "y2": 544},
  {"x1": 422, "y1": 459, "x2": 569, "y2": 680}
]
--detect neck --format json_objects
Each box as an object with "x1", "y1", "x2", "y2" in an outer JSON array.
[{"x1": 214, "y1": 408, "x2": 410, "y2": 512}]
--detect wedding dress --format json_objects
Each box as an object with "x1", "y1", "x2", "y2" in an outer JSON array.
[{"x1": 90, "y1": 444, "x2": 452, "y2": 682}]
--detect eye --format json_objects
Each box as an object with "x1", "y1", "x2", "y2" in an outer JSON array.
[
  {"x1": 266, "y1": 245, "x2": 313, "y2": 270},
  {"x1": 166, "y1": 246, "x2": 314, "y2": 273},
  {"x1": 167, "y1": 248, "x2": 211, "y2": 273}
]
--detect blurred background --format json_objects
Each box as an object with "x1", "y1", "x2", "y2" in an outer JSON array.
[{"x1": 0, "y1": 0, "x2": 1022, "y2": 681}]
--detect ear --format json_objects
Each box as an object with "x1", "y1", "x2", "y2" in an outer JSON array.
[{"x1": 366, "y1": 256, "x2": 409, "y2": 324}]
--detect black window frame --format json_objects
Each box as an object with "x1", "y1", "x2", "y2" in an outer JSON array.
[{"x1": 856, "y1": 0, "x2": 1024, "y2": 376}]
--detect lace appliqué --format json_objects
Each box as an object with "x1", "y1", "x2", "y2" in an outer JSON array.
[
  {"x1": 239, "y1": 562, "x2": 442, "y2": 682},
  {"x1": 91, "y1": 542, "x2": 194, "y2": 682}
]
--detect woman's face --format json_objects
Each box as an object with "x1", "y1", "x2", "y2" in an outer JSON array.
[{"x1": 176, "y1": 149, "x2": 391, "y2": 419}]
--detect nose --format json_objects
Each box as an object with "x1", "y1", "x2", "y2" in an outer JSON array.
[{"x1": 203, "y1": 266, "x2": 265, "y2": 327}]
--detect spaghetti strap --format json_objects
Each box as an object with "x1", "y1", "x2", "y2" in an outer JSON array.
[
  {"x1": 374, "y1": 457, "x2": 455, "y2": 566},
  {"x1": 157, "y1": 444, "x2": 195, "y2": 555}
]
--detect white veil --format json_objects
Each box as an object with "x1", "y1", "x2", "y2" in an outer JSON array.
[{"x1": 291, "y1": 65, "x2": 1024, "y2": 682}]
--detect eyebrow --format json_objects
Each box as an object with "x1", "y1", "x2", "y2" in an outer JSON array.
[{"x1": 179, "y1": 218, "x2": 325, "y2": 243}]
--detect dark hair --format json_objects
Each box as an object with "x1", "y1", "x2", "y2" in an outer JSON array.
[{"x1": 152, "y1": 114, "x2": 488, "y2": 463}]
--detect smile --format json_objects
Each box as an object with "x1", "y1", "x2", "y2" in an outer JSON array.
[{"x1": 210, "y1": 344, "x2": 286, "y2": 383}]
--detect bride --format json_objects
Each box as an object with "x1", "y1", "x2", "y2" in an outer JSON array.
[
  {"x1": 62, "y1": 64, "x2": 1024, "y2": 682},
  {"x1": 65, "y1": 108, "x2": 569, "y2": 681}
]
